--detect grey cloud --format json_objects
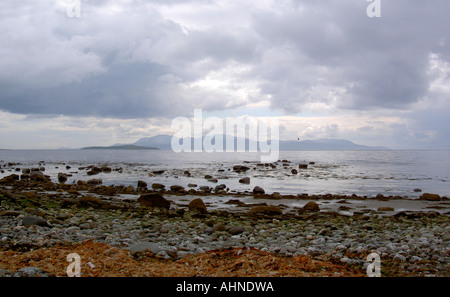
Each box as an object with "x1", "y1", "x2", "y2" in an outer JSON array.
[
  {"x1": 0, "y1": 0, "x2": 449, "y2": 122},
  {"x1": 251, "y1": 0, "x2": 450, "y2": 113}
]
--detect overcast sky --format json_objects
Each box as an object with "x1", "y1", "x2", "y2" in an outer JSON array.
[{"x1": 1, "y1": 0, "x2": 449, "y2": 149}]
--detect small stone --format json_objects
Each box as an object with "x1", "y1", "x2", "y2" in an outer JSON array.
[
  {"x1": 137, "y1": 180, "x2": 147, "y2": 189},
  {"x1": 151, "y1": 183, "x2": 165, "y2": 190},
  {"x1": 233, "y1": 165, "x2": 250, "y2": 172},
  {"x1": 393, "y1": 253, "x2": 406, "y2": 262},
  {"x1": 57, "y1": 173, "x2": 68, "y2": 183},
  {"x1": 239, "y1": 177, "x2": 250, "y2": 184},
  {"x1": 212, "y1": 223, "x2": 227, "y2": 232},
  {"x1": 16, "y1": 267, "x2": 48, "y2": 277},
  {"x1": 228, "y1": 225, "x2": 246, "y2": 235},
  {"x1": 87, "y1": 178, "x2": 102, "y2": 185},
  {"x1": 170, "y1": 185, "x2": 185, "y2": 192},
  {"x1": 410, "y1": 256, "x2": 422, "y2": 263},
  {"x1": 127, "y1": 242, "x2": 162, "y2": 254}
]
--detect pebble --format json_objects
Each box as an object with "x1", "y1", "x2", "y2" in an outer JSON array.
[{"x1": 0, "y1": 199, "x2": 448, "y2": 277}]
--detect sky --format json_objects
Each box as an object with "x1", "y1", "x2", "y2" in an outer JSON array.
[{"x1": 0, "y1": 0, "x2": 449, "y2": 149}]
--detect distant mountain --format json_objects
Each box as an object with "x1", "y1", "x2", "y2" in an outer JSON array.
[
  {"x1": 125, "y1": 135, "x2": 388, "y2": 151},
  {"x1": 81, "y1": 144, "x2": 159, "y2": 150},
  {"x1": 133, "y1": 135, "x2": 174, "y2": 150},
  {"x1": 278, "y1": 138, "x2": 389, "y2": 151}
]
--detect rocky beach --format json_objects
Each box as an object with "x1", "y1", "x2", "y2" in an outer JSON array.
[{"x1": 0, "y1": 159, "x2": 449, "y2": 277}]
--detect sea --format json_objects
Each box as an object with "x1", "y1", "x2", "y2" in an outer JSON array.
[{"x1": 0, "y1": 149, "x2": 449, "y2": 199}]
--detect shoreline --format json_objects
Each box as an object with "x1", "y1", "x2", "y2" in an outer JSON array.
[{"x1": 0, "y1": 169, "x2": 449, "y2": 277}]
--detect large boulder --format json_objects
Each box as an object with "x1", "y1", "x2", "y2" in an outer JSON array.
[
  {"x1": 188, "y1": 198, "x2": 207, "y2": 214},
  {"x1": 137, "y1": 193, "x2": 171, "y2": 209}
]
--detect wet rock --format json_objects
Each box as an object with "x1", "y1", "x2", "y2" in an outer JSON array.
[
  {"x1": 214, "y1": 184, "x2": 226, "y2": 191},
  {"x1": 248, "y1": 205, "x2": 282, "y2": 216},
  {"x1": 413, "y1": 188, "x2": 422, "y2": 193},
  {"x1": 187, "y1": 183, "x2": 197, "y2": 187},
  {"x1": 0, "y1": 174, "x2": 20, "y2": 183},
  {"x1": 239, "y1": 177, "x2": 250, "y2": 184},
  {"x1": 57, "y1": 173, "x2": 68, "y2": 183},
  {"x1": 271, "y1": 192, "x2": 281, "y2": 199},
  {"x1": 152, "y1": 170, "x2": 165, "y2": 175},
  {"x1": 253, "y1": 186, "x2": 265, "y2": 194},
  {"x1": 291, "y1": 169, "x2": 298, "y2": 174},
  {"x1": 170, "y1": 185, "x2": 185, "y2": 192},
  {"x1": 420, "y1": 193, "x2": 441, "y2": 201},
  {"x1": 137, "y1": 180, "x2": 147, "y2": 190},
  {"x1": 233, "y1": 165, "x2": 250, "y2": 172},
  {"x1": 101, "y1": 166, "x2": 112, "y2": 173},
  {"x1": 302, "y1": 201, "x2": 320, "y2": 212},
  {"x1": 199, "y1": 186, "x2": 211, "y2": 193},
  {"x1": 87, "y1": 178, "x2": 102, "y2": 185},
  {"x1": 298, "y1": 164, "x2": 308, "y2": 169},
  {"x1": 188, "y1": 198, "x2": 207, "y2": 214},
  {"x1": 29, "y1": 171, "x2": 49, "y2": 182},
  {"x1": 137, "y1": 193, "x2": 171, "y2": 209},
  {"x1": 87, "y1": 166, "x2": 102, "y2": 175},
  {"x1": 151, "y1": 183, "x2": 165, "y2": 190}
]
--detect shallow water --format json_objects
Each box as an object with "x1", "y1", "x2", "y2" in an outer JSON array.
[{"x1": 1, "y1": 149, "x2": 449, "y2": 198}]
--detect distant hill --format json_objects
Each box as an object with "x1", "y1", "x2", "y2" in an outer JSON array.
[
  {"x1": 122, "y1": 135, "x2": 388, "y2": 151},
  {"x1": 81, "y1": 144, "x2": 159, "y2": 150},
  {"x1": 278, "y1": 138, "x2": 388, "y2": 151}
]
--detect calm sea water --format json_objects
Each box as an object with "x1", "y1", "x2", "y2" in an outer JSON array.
[{"x1": 0, "y1": 149, "x2": 449, "y2": 198}]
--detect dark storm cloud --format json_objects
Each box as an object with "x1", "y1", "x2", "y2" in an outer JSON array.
[{"x1": 0, "y1": 0, "x2": 449, "y2": 119}]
